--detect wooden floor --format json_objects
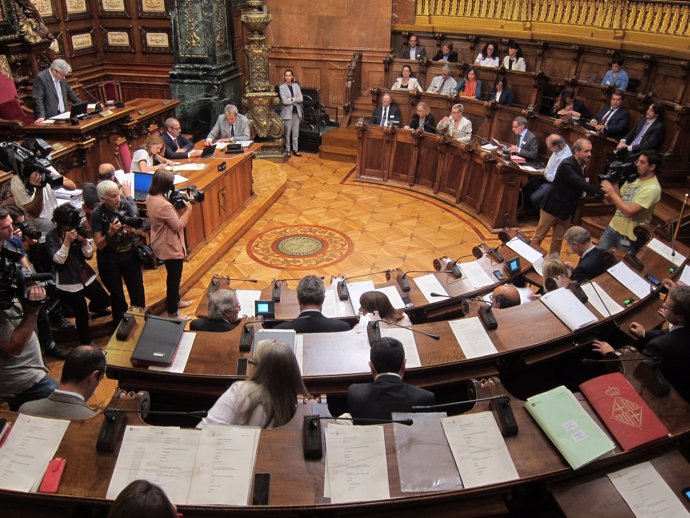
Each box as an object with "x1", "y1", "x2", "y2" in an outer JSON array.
[{"x1": 48, "y1": 151, "x2": 571, "y2": 412}]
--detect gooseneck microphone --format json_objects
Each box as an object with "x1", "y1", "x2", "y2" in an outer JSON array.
[
  {"x1": 461, "y1": 298, "x2": 498, "y2": 330},
  {"x1": 211, "y1": 274, "x2": 258, "y2": 285},
  {"x1": 397, "y1": 270, "x2": 441, "y2": 292},
  {"x1": 367, "y1": 319, "x2": 440, "y2": 343},
  {"x1": 336, "y1": 270, "x2": 393, "y2": 301},
  {"x1": 270, "y1": 276, "x2": 311, "y2": 302}
]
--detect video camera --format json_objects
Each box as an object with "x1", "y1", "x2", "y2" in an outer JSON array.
[
  {"x1": 0, "y1": 141, "x2": 64, "y2": 192},
  {"x1": 102, "y1": 209, "x2": 143, "y2": 229},
  {"x1": 599, "y1": 159, "x2": 638, "y2": 184},
  {"x1": 0, "y1": 240, "x2": 54, "y2": 310},
  {"x1": 170, "y1": 185, "x2": 204, "y2": 210},
  {"x1": 15, "y1": 220, "x2": 42, "y2": 241}
]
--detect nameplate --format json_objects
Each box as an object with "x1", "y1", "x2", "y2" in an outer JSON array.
[
  {"x1": 137, "y1": 109, "x2": 148, "y2": 115},
  {"x1": 99, "y1": 109, "x2": 114, "y2": 118},
  {"x1": 162, "y1": 99, "x2": 173, "y2": 105},
  {"x1": 51, "y1": 143, "x2": 65, "y2": 151}
]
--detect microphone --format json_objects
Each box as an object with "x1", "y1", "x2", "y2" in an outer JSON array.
[
  {"x1": 303, "y1": 415, "x2": 413, "y2": 459},
  {"x1": 430, "y1": 292, "x2": 450, "y2": 297},
  {"x1": 461, "y1": 298, "x2": 497, "y2": 330},
  {"x1": 472, "y1": 243, "x2": 505, "y2": 263},
  {"x1": 396, "y1": 270, "x2": 436, "y2": 292},
  {"x1": 412, "y1": 395, "x2": 518, "y2": 437},
  {"x1": 336, "y1": 270, "x2": 392, "y2": 301},
  {"x1": 270, "y1": 277, "x2": 304, "y2": 302},
  {"x1": 81, "y1": 88, "x2": 103, "y2": 115},
  {"x1": 239, "y1": 322, "x2": 254, "y2": 352},
  {"x1": 211, "y1": 274, "x2": 258, "y2": 284},
  {"x1": 367, "y1": 319, "x2": 440, "y2": 343}
]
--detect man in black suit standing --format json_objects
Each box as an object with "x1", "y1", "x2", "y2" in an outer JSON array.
[
  {"x1": 532, "y1": 138, "x2": 604, "y2": 255},
  {"x1": 593, "y1": 286, "x2": 690, "y2": 402},
  {"x1": 274, "y1": 275, "x2": 350, "y2": 333},
  {"x1": 563, "y1": 226, "x2": 609, "y2": 282},
  {"x1": 615, "y1": 101, "x2": 666, "y2": 156},
  {"x1": 588, "y1": 91, "x2": 630, "y2": 140},
  {"x1": 162, "y1": 118, "x2": 202, "y2": 159},
  {"x1": 399, "y1": 33, "x2": 427, "y2": 61},
  {"x1": 508, "y1": 116, "x2": 539, "y2": 162},
  {"x1": 347, "y1": 337, "x2": 435, "y2": 423},
  {"x1": 32, "y1": 59, "x2": 82, "y2": 123},
  {"x1": 370, "y1": 94, "x2": 401, "y2": 127}
]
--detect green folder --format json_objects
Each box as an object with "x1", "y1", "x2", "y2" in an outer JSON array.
[{"x1": 525, "y1": 385, "x2": 615, "y2": 469}]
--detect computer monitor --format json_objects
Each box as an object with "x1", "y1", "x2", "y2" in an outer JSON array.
[{"x1": 133, "y1": 171, "x2": 154, "y2": 201}]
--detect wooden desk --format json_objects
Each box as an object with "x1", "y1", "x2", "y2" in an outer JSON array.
[
  {"x1": 2, "y1": 372, "x2": 689, "y2": 517},
  {"x1": 118, "y1": 98, "x2": 180, "y2": 149}
]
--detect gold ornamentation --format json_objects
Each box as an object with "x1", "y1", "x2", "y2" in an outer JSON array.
[
  {"x1": 213, "y1": 0, "x2": 227, "y2": 48},
  {"x1": 184, "y1": 0, "x2": 201, "y2": 47}
]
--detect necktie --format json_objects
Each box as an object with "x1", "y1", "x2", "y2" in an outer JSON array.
[
  {"x1": 231, "y1": 124, "x2": 235, "y2": 138},
  {"x1": 381, "y1": 107, "x2": 388, "y2": 127},
  {"x1": 438, "y1": 78, "x2": 447, "y2": 94},
  {"x1": 516, "y1": 135, "x2": 522, "y2": 148},
  {"x1": 55, "y1": 79, "x2": 65, "y2": 113},
  {"x1": 174, "y1": 137, "x2": 180, "y2": 150},
  {"x1": 601, "y1": 109, "x2": 614, "y2": 124},
  {"x1": 631, "y1": 121, "x2": 651, "y2": 147}
]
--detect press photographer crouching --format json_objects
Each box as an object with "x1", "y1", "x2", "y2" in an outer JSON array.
[
  {"x1": 46, "y1": 205, "x2": 111, "y2": 345},
  {"x1": 91, "y1": 180, "x2": 146, "y2": 329},
  {"x1": 0, "y1": 207, "x2": 59, "y2": 410}
]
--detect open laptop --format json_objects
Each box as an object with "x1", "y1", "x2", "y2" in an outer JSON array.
[
  {"x1": 133, "y1": 171, "x2": 154, "y2": 201},
  {"x1": 200, "y1": 144, "x2": 217, "y2": 159}
]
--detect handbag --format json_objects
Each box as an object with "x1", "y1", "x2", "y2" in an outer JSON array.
[{"x1": 136, "y1": 244, "x2": 157, "y2": 270}]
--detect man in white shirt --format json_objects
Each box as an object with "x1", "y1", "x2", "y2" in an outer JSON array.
[
  {"x1": 529, "y1": 134, "x2": 572, "y2": 210},
  {"x1": 426, "y1": 64, "x2": 457, "y2": 96}
]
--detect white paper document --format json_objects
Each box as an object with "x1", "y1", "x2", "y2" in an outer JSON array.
[
  {"x1": 172, "y1": 163, "x2": 205, "y2": 172},
  {"x1": 539, "y1": 287, "x2": 599, "y2": 331},
  {"x1": 0, "y1": 415, "x2": 70, "y2": 492},
  {"x1": 325, "y1": 425, "x2": 390, "y2": 503},
  {"x1": 506, "y1": 236, "x2": 543, "y2": 264},
  {"x1": 234, "y1": 289, "x2": 263, "y2": 318},
  {"x1": 608, "y1": 262, "x2": 653, "y2": 299},
  {"x1": 448, "y1": 317, "x2": 498, "y2": 358},
  {"x1": 442, "y1": 412, "x2": 519, "y2": 488},
  {"x1": 321, "y1": 287, "x2": 354, "y2": 317},
  {"x1": 680, "y1": 264, "x2": 690, "y2": 286},
  {"x1": 413, "y1": 274, "x2": 449, "y2": 303},
  {"x1": 381, "y1": 326, "x2": 421, "y2": 368},
  {"x1": 608, "y1": 461, "x2": 690, "y2": 518},
  {"x1": 646, "y1": 238, "x2": 687, "y2": 267},
  {"x1": 172, "y1": 174, "x2": 190, "y2": 185},
  {"x1": 582, "y1": 282, "x2": 624, "y2": 318},
  {"x1": 375, "y1": 285, "x2": 406, "y2": 309},
  {"x1": 345, "y1": 280, "x2": 376, "y2": 313},
  {"x1": 533, "y1": 256, "x2": 545, "y2": 277},
  {"x1": 480, "y1": 144, "x2": 498, "y2": 152},
  {"x1": 458, "y1": 261, "x2": 495, "y2": 289},
  {"x1": 149, "y1": 332, "x2": 195, "y2": 373}
]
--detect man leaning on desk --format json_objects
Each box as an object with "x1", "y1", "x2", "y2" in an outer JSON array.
[
  {"x1": 162, "y1": 117, "x2": 202, "y2": 159},
  {"x1": 32, "y1": 59, "x2": 82, "y2": 123},
  {"x1": 205, "y1": 104, "x2": 251, "y2": 145}
]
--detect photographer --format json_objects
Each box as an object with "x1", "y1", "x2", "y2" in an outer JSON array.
[
  {"x1": 146, "y1": 168, "x2": 193, "y2": 319},
  {"x1": 46, "y1": 205, "x2": 111, "y2": 345},
  {"x1": 91, "y1": 180, "x2": 146, "y2": 328},
  {"x1": 0, "y1": 208, "x2": 58, "y2": 410},
  {"x1": 599, "y1": 150, "x2": 662, "y2": 253}
]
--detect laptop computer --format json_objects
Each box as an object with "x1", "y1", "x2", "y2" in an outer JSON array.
[
  {"x1": 133, "y1": 171, "x2": 153, "y2": 201},
  {"x1": 200, "y1": 144, "x2": 217, "y2": 159},
  {"x1": 130, "y1": 315, "x2": 186, "y2": 367},
  {"x1": 69, "y1": 101, "x2": 89, "y2": 119}
]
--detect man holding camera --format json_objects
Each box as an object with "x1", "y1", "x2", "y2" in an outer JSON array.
[
  {"x1": 598, "y1": 150, "x2": 662, "y2": 253},
  {"x1": 91, "y1": 180, "x2": 146, "y2": 328},
  {"x1": 0, "y1": 207, "x2": 58, "y2": 410}
]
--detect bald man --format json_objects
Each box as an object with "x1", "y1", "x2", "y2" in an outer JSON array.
[{"x1": 492, "y1": 285, "x2": 520, "y2": 309}]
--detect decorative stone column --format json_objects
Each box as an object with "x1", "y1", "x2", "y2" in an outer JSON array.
[
  {"x1": 240, "y1": 0, "x2": 286, "y2": 161},
  {"x1": 168, "y1": 0, "x2": 242, "y2": 140}
]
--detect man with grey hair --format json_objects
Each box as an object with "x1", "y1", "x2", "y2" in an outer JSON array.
[
  {"x1": 83, "y1": 162, "x2": 133, "y2": 210},
  {"x1": 205, "y1": 104, "x2": 251, "y2": 145},
  {"x1": 509, "y1": 116, "x2": 538, "y2": 161},
  {"x1": 426, "y1": 64, "x2": 457, "y2": 96},
  {"x1": 275, "y1": 275, "x2": 350, "y2": 333},
  {"x1": 32, "y1": 58, "x2": 82, "y2": 123},
  {"x1": 190, "y1": 288, "x2": 241, "y2": 332},
  {"x1": 563, "y1": 225, "x2": 608, "y2": 282},
  {"x1": 528, "y1": 134, "x2": 572, "y2": 210},
  {"x1": 163, "y1": 117, "x2": 202, "y2": 159}
]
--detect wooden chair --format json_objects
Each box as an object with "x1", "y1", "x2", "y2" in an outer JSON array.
[
  {"x1": 115, "y1": 137, "x2": 133, "y2": 172},
  {"x1": 98, "y1": 81, "x2": 123, "y2": 104}
]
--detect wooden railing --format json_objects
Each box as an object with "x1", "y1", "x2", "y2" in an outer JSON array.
[{"x1": 343, "y1": 52, "x2": 362, "y2": 128}]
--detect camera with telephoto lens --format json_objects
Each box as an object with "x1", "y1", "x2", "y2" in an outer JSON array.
[
  {"x1": 0, "y1": 239, "x2": 54, "y2": 310},
  {"x1": 170, "y1": 185, "x2": 204, "y2": 210},
  {"x1": 103, "y1": 209, "x2": 143, "y2": 229},
  {"x1": 599, "y1": 160, "x2": 638, "y2": 184},
  {"x1": 66, "y1": 209, "x2": 89, "y2": 238},
  {"x1": 15, "y1": 220, "x2": 42, "y2": 241},
  {"x1": 0, "y1": 141, "x2": 64, "y2": 192}
]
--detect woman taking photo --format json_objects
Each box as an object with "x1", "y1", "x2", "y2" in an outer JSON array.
[
  {"x1": 198, "y1": 339, "x2": 310, "y2": 428},
  {"x1": 146, "y1": 168, "x2": 193, "y2": 319},
  {"x1": 130, "y1": 134, "x2": 173, "y2": 173}
]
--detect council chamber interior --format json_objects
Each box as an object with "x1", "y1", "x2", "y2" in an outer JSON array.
[{"x1": 1, "y1": 0, "x2": 690, "y2": 516}]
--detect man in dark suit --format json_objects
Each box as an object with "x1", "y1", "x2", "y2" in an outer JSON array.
[
  {"x1": 563, "y1": 226, "x2": 609, "y2": 282},
  {"x1": 615, "y1": 102, "x2": 666, "y2": 156},
  {"x1": 32, "y1": 59, "x2": 82, "y2": 123},
  {"x1": 275, "y1": 275, "x2": 350, "y2": 333},
  {"x1": 532, "y1": 138, "x2": 604, "y2": 255},
  {"x1": 162, "y1": 118, "x2": 202, "y2": 159},
  {"x1": 399, "y1": 33, "x2": 427, "y2": 61},
  {"x1": 588, "y1": 91, "x2": 630, "y2": 140},
  {"x1": 508, "y1": 116, "x2": 538, "y2": 161},
  {"x1": 347, "y1": 337, "x2": 435, "y2": 423},
  {"x1": 593, "y1": 286, "x2": 690, "y2": 402},
  {"x1": 370, "y1": 93, "x2": 401, "y2": 127},
  {"x1": 190, "y1": 288, "x2": 240, "y2": 332}
]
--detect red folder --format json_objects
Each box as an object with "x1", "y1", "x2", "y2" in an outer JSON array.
[{"x1": 579, "y1": 372, "x2": 670, "y2": 451}]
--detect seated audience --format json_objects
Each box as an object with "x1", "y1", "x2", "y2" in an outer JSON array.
[
  {"x1": 391, "y1": 64, "x2": 423, "y2": 92},
  {"x1": 601, "y1": 55, "x2": 629, "y2": 90},
  {"x1": 162, "y1": 117, "x2": 202, "y2": 159},
  {"x1": 359, "y1": 291, "x2": 411, "y2": 327},
  {"x1": 502, "y1": 41, "x2": 526, "y2": 71},
  {"x1": 475, "y1": 41, "x2": 500, "y2": 68},
  {"x1": 198, "y1": 339, "x2": 310, "y2": 428},
  {"x1": 563, "y1": 226, "x2": 609, "y2": 282},
  {"x1": 527, "y1": 134, "x2": 571, "y2": 211},
  {"x1": 190, "y1": 288, "x2": 241, "y2": 332},
  {"x1": 436, "y1": 103, "x2": 472, "y2": 143},
  {"x1": 552, "y1": 87, "x2": 591, "y2": 122},
  {"x1": 275, "y1": 275, "x2": 350, "y2": 333},
  {"x1": 432, "y1": 41, "x2": 458, "y2": 63},
  {"x1": 406, "y1": 101, "x2": 436, "y2": 133},
  {"x1": 347, "y1": 337, "x2": 435, "y2": 423},
  {"x1": 491, "y1": 284, "x2": 521, "y2": 309},
  {"x1": 587, "y1": 90, "x2": 630, "y2": 140},
  {"x1": 488, "y1": 76, "x2": 514, "y2": 105},
  {"x1": 616, "y1": 102, "x2": 666, "y2": 156},
  {"x1": 509, "y1": 116, "x2": 539, "y2": 162},
  {"x1": 592, "y1": 286, "x2": 690, "y2": 402},
  {"x1": 426, "y1": 64, "x2": 457, "y2": 96},
  {"x1": 455, "y1": 67, "x2": 482, "y2": 99},
  {"x1": 399, "y1": 33, "x2": 426, "y2": 61},
  {"x1": 205, "y1": 104, "x2": 251, "y2": 144},
  {"x1": 19, "y1": 345, "x2": 105, "y2": 419},
  {"x1": 130, "y1": 134, "x2": 173, "y2": 173},
  {"x1": 371, "y1": 93, "x2": 401, "y2": 127},
  {"x1": 107, "y1": 480, "x2": 178, "y2": 518}
]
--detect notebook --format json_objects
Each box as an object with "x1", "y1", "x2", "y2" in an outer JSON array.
[{"x1": 130, "y1": 315, "x2": 186, "y2": 366}]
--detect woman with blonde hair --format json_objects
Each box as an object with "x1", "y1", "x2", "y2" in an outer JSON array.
[
  {"x1": 198, "y1": 339, "x2": 310, "y2": 428},
  {"x1": 359, "y1": 291, "x2": 411, "y2": 327},
  {"x1": 130, "y1": 134, "x2": 173, "y2": 173},
  {"x1": 542, "y1": 255, "x2": 572, "y2": 291}
]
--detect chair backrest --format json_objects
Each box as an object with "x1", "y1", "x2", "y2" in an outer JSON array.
[
  {"x1": 98, "y1": 81, "x2": 122, "y2": 103},
  {"x1": 115, "y1": 137, "x2": 133, "y2": 172},
  {"x1": 0, "y1": 75, "x2": 17, "y2": 104}
]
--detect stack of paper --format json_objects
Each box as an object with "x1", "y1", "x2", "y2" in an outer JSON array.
[
  {"x1": 539, "y1": 287, "x2": 598, "y2": 330},
  {"x1": 506, "y1": 237, "x2": 543, "y2": 264},
  {"x1": 448, "y1": 317, "x2": 498, "y2": 358},
  {"x1": 646, "y1": 238, "x2": 687, "y2": 267},
  {"x1": 607, "y1": 262, "x2": 652, "y2": 299},
  {"x1": 413, "y1": 274, "x2": 449, "y2": 303},
  {"x1": 457, "y1": 261, "x2": 495, "y2": 289}
]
